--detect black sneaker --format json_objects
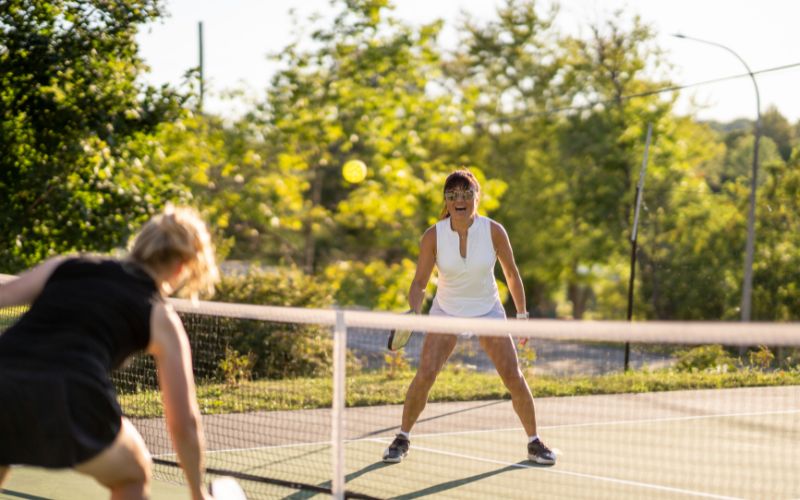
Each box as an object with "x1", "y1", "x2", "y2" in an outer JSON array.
[
  {"x1": 382, "y1": 434, "x2": 410, "y2": 463},
  {"x1": 528, "y1": 438, "x2": 556, "y2": 465}
]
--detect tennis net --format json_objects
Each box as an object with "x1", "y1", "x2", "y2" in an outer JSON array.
[{"x1": 1, "y1": 277, "x2": 799, "y2": 499}]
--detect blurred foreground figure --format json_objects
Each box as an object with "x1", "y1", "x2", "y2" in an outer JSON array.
[{"x1": 0, "y1": 206, "x2": 219, "y2": 500}]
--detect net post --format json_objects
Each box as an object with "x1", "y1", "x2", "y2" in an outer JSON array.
[
  {"x1": 331, "y1": 309, "x2": 347, "y2": 500},
  {"x1": 625, "y1": 122, "x2": 653, "y2": 371}
]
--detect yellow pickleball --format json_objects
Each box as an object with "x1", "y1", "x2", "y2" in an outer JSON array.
[{"x1": 342, "y1": 159, "x2": 367, "y2": 183}]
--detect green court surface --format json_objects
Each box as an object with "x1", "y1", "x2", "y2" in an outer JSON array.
[
  {"x1": 0, "y1": 468, "x2": 188, "y2": 499},
  {"x1": 3, "y1": 386, "x2": 799, "y2": 499}
]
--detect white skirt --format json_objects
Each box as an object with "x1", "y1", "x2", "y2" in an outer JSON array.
[{"x1": 428, "y1": 297, "x2": 506, "y2": 337}]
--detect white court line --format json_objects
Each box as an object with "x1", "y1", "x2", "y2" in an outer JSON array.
[
  {"x1": 406, "y1": 407, "x2": 800, "y2": 440},
  {"x1": 151, "y1": 409, "x2": 795, "y2": 498},
  {"x1": 153, "y1": 407, "x2": 800, "y2": 458},
  {"x1": 154, "y1": 439, "x2": 333, "y2": 458},
  {"x1": 204, "y1": 440, "x2": 333, "y2": 455},
  {"x1": 390, "y1": 442, "x2": 744, "y2": 500}
]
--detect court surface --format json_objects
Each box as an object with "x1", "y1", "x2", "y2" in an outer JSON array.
[{"x1": 3, "y1": 385, "x2": 798, "y2": 499}]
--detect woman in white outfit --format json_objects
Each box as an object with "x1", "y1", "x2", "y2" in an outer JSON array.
[{"x1": 382, "y1": 169, "x2": 556, "y2": 465}]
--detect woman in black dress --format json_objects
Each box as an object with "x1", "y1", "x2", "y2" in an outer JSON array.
[{"x1": 0, "y1": 206, "x2": 219, "y2": 500}]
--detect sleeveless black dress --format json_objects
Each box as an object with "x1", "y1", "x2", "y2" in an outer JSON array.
[{"x1": 0, "y1": 257, "x2": 161, "y2": 467}]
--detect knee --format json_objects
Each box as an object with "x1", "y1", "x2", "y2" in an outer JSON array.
[
  {"x1": 413, "y1": 365, "x2": 441, "y2": 387},
  {"x1": 119, "y1": 437, "x2": 153, "y2": 489},
  {"x1": 123, "y1": 429, "x2": 152, "y2": 485},
  {"x1": 123, "y1": 458, "x2": 152, "y2": 499},
  {"x1": 137, "y1": 449, "x2": 153, "y2": 484},
  {"x1": 499, "y1": 367, "x2": 527, "y2": 391}
]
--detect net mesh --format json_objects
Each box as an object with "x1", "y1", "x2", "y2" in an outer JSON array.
[{"x1": 1, "y1": 286, "x2": 799, "y2": 498}]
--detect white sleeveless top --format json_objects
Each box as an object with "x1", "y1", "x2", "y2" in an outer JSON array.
[{"x1": 434, "y1": 215, "x2": 501, "y2": 316}]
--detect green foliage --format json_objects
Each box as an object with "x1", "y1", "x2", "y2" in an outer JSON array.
[
  {"x1": 218, "y1": 346, "x2": 256, "y2": 386},
  {"x1": 747, "y1": 345, "x2": 775, "y2": 371},
  {"x1": 127, "y1": 113, "x2": 296, "y2": 263},
  {"x1": 448, "y1": 4, "x2": 687, "y2": 319},
  {"x1": 715, "y1": 134, "x2": 781, "y2": 186},
  {"x1": 324, "y1": 258, "x2": 417, "y2": 310},
  {"x1": 212, "y1": 268, "x2": 340, "y2": 379},
  {"x1": 750, "y1": 149, "x2": 800, "y2": 320},
  {"x1": 244, "y1": 0, "x2": 498, "y2": 273},
  {"x1": 382, "y1": 350, "x2": 410, "y2": 379},
  {"x1": 674, "y1": 345, "x2": 738, "y2": 373},
  {"x1": 518, "y1": 341, "x2": 538, "y2": 376},
  {"x1": 760, "y1": 106, "x2": 795, "y2": 162},
  {"x1": 634, "y1": 120, "x2": 744, "y2": 320},
  {"x1": 5, "y1": 0, "x2": 799, "y2": 324},
  {"x1": 118, "y1": 366, "x2": 800, "y2": 417},
  {"x1": 0, "y1": 0, "x2": 186, "y2": 272}
]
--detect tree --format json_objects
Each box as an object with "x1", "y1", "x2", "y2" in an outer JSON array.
[
  {"x1": 751, "y1": 149, "x2": 800, "y2": 320},
  {"x1": 760, "y1": 105, "x2": 794, "y2": 162},
  {"x1": 240, "y1": 0, "x2": 499, "y2": 273},
  {"x1": 634, "y1": 119, "x2": 744, "y2": 320},
  {"x1": 0, "y1": 0, "x2": 184, "y2": 272},
  {"x1": 551, "y1": 13, "x2": 683, "y2": 319},
  {"x1": 722, "y1": 134, "x2": 781, "y2": 186},
  {"x1": 451, "y1": 3, "x2": 679, "y2": 318},
  {"x1": 446, "y1": 0, "x2": 573, "y2": 316}
]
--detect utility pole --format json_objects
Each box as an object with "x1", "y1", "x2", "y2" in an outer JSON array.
[
  {"x1": 198, "y1": 21, "x2": 204, "y2": 113},
  {"x1": 672, "y1": 34, "x2": 761, "y2": 322}
]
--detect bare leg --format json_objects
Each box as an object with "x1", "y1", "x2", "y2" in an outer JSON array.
[
  {"x1": 401, "y1": 333, "x2": 458, "y2": 433},
  {"x1": 480, "y1": 335, "x2": 538, "y2": 436},
  {"x1": 0, "y1": 466, "x2": 9, "y2": 487},
  {"x1": 75, "y1": 418, "x2": 152, "y2": 500}
]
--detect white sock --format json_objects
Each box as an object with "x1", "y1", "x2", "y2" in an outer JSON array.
[
  {"x1": 528, "y1": 435, "x2": 540, "y2": 443},
  {"x1": 398, "y1": 431, "x2": 410, "y2": 440}
]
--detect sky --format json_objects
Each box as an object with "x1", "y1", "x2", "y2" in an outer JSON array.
[{"x1": 136, "y1": 0, "x2": 800, "y2": 123}]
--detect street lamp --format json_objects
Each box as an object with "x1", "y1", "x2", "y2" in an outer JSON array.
[{"x1": 672, "y1": 33, "x2": 762, "y2": 321}]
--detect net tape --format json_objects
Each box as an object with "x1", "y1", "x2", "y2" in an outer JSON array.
[
  {"x1": 170, "y1": 298, "x2": 800, "y2": 347},
  {"x1": 2, "y1": 274, "x2": 798, "y2": 346}
]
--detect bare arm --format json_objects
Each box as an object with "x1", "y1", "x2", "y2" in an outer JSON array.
[
  {"x1": 408, "y1": 226, "x2": 437, "y2": 314},
  {"x1": 147, "y1": 303, "x2": 209, "y2": 500},
  {"x1": 0, "y1": 257, "x2": 65, "y2": 308},
  {"x1": 491, "y1": 221, "x2": 527, "y2": 316}
]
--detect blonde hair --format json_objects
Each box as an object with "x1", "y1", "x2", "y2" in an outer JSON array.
[
  {"x1": 130, "y1": 205, "x2": 219, "y2": 299},
  {"x1": 438, "y1": 169, "x2": 481, "y2": 219}
]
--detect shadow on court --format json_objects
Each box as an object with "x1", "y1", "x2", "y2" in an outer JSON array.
[
  {"x1": 0, "y1": 490, "x2": 50, "y2": 500},
  {"x1": 280, "y1": 461, "x2": 392, "y2": 500},
  {"x1": 391, "y1": 462, "x2": 529, "y2": 499},
  {"x1": 241, "y1": 445, "x2": 332, "y2": 474},
  {"x1": 355, "y1": 400, "x2": 508, "y2": 440}
]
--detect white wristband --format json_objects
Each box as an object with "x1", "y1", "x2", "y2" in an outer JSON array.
[{"x1": 516, "y1": 312, "x2": 529, "y2": 319}]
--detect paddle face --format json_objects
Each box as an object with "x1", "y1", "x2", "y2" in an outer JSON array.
[
  {"x1": 209, "y1": 476, "x2": 247, "y2": 500},
  {"x1": 388, "y1": 310, "x2": 418, "y2": 351},
  {"x1": 388, "y1": 327, "x2": 413, "y2": 351}
]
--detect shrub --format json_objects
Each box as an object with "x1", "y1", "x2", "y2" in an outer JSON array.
[
  {"x1": 219, "y1": 346, "x2": 256, "y2": 385},
  {"x1": 383, "y1": 350, "x2": 410, "y2": 379},
  {"x1": 518, "y1": 342, "x2": 538, "y2": 376},
  {"x1": 210, "y1": 266, "x2": 338, "y2": 379},
  {"x1": 747, "y1": 345, "x2": 775, "y2": 370},
  {"x1": 675, "y1": 344, "x2": 738, "y2": 373}
]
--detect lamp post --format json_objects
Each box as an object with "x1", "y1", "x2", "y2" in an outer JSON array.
[{"x1": 672, "y1": 34, "x2": 761, "y2": 321}]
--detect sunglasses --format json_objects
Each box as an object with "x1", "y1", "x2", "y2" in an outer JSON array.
[{"x1": 444, "y1": 189, "x2": 476, "y2": 202}]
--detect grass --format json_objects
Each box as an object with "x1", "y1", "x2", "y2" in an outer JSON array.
[
  {"x1": 6, "y1": 304, "x2": 797, "y2": 419},
  {"x1": 118, "y1": 366, "x2": 800, "y2": 418}
]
